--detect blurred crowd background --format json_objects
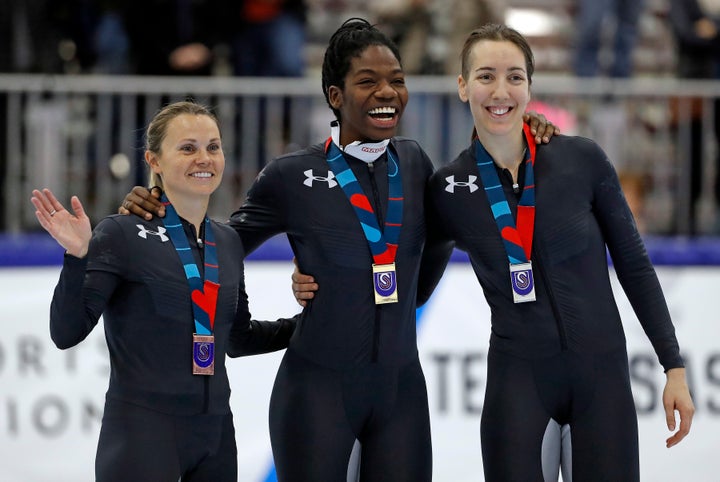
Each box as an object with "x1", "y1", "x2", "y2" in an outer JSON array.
[
  {"x1": 2, "y1": 0, "x2": 720, "y2": 238},
  {"x1": 3, "y1": 5, "x2": 718, "y2": 481}
]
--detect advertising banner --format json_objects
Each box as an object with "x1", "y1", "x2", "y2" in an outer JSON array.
[{"x1": 1, "y1": 263, "x2": 718, "y2": 481}]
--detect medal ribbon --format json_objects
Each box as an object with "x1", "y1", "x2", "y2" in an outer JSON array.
[
  {"x1": 324, "y1": 138, "x2": 403, "y2": 264},
  {"x1": 161, "y1": 194, "x2": 219, "y2": 335},
  {"x1": 475, "y1": 123, "x2": 536, "y2": 263}
]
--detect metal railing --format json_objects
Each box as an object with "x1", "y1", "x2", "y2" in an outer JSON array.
[{"x1": 2, "y1": 73, "x2": 720, "y2": 235}]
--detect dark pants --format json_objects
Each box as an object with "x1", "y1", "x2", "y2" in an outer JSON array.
[
  {"x1": 481, "y1": 347, "x2": 640, "y2": 481},
  {"x1": 269, "y1": 349, "x2": 433, "y2": 482},
  {"x1": 96, "y1": 399, "x2": 237, "y2": 482}
]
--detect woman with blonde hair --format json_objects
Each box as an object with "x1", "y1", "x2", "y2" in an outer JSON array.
[{"x1": 31, "y1": 101, "x2": 295, "y2": 481}]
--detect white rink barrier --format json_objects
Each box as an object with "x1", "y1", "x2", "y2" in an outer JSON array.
[{"x1": 1, "y1": 263, "x2": 718, "y2": 482}]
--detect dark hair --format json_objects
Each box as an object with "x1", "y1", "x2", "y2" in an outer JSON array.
[
  {"x1": 145, "y1": 101, "x2": 220, "y2": 189},
  {"x1": 460, "y1": 24, "x2": 534, "y2": 84},
  {"x1": 321, "y1": 18, "x2": 402, "y2": 120}
]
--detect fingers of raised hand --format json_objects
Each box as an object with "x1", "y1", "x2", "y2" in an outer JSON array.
[{"x1": 31, "y1": 189, "x2": 62, "y2": 220}]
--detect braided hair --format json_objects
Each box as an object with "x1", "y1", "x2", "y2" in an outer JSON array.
[{"x1": 321, "y1": 18, "x2": 402, "y2": 121}]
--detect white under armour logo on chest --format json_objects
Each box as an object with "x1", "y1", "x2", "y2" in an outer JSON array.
[
  {"x1": 303, "y1": 169, "x2": 338, "y2": 188},
  {"x1": 136, "y1": 224, "x2": 169, "y2": 242},
  {"x1": 445, "y1": 175, "x2": 479, "y2": 193}
]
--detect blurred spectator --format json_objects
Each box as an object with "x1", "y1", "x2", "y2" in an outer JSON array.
[
  {"x1": 50, "y1": 0, "x2": 131, "y2": 74},
  {"x1": 0, "y1": 0, "x2": 79, "y2": 230},
  {"x1": 124, "y1": 0, "x2": 223, "y2": 76},
  {"x1": 668, "y1": 0, "x2": 720, "y2": 234},
  {"x1": 573, "y1": 0, "x2": 645, "y2": 78},
  {"x1": 441, "y1": 0, "x2": 504, "y2": 75},
  {"x1": 369, "y1": 0, "x2": 503, "y2": 75},
  {"x1": 90, "y1": 1, "x2": 131, "y2": 74},
  {"x1": 216, "y1": 0, "x2": 308, "y2": 177},
  {"x1": 225, "y1": 0, "x2": 307, "y2": 77},
  {"x1": 0, "y1": 0, "x2": 76, "y2": 73},
  {"x1": 368, "y1": 0, "x2": 434, "y2": 74},
  {"x1": 573, "y1": 0, "x2": 644, "y2": 225}
]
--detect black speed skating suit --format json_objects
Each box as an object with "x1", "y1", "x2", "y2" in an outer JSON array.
[
  {"x1": 429, "y1": 134, "x2": 683, "y2": 482},
  {"x1": 51, "y1": 214, "x2": 295, "y2": 481},
  {"x1": 229, "y1": 137, "x2": 453, "y2": 481}
]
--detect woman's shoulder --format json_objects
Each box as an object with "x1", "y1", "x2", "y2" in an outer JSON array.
[
  {"x1": 432, "y1": 144, "x2": 475, "y2": 178},
  {"x1": 96, "y1": 213, "x2": 166, "y2": 231},
  {"x1": 211, "y1": 219, "x2": 240, "y2": 237},
  {"x1": 210, "y1": 219, "x2": 245, "y2": 260},
  {"x1": 273, "y1": 142, "x2": 325, "y2": 164},
  {"x1": 537, "y1": 134, "x2": 616, "y2": 177},
  {"x1": 391, "y1": 136, "x2": 434, "y2": 173},
  {"x1": 93, "y1": 214, "x2": 179, "y2": 249},
  {"x1": 94, "y1": 213, "x2": 136, "y2": 233},
  {"x1": 540, "y1": 134, "x2": 605, "y2": 157},
  {"x1": 257, "y1": 143, "x2": 327, "y2": 180},
  {"x1": 390, "y1": 136, "x2": 431, "y2": 158}
]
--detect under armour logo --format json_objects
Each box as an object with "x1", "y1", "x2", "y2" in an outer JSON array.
[
  {"x1": 303, "y1": 169, "x2": 338, "y2": 188},
  {"x1": 136, "y1": 224, "x2": 169, "y2": 242},
  {"x1": 445, "y1": 175, "x2": 479, "y2": 193}
]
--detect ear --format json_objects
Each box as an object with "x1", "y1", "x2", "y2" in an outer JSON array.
[
  {"x1": 145, "y1": 150, "x2": 161, "y2": 174},
  {"x1": 327, "y1": 85, "x2": 343, "y2": 110},
  {"x1": 457, "y1": 75, "x2": 469, "y2": 103}
]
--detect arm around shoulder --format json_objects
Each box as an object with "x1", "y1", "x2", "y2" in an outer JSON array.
[{"x1": 227, "y1": 159, "x2": 287, "y2": 255}]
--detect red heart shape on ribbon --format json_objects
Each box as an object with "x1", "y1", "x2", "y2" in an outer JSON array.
[
  {"x1": 191, "y1": 280, "x2": 219, "y2": 329},
  {"x1": 350, "y1": 193, "x2": 373, "y2": 213},
  {"x1": 500, "y1": 226, "x2": 523, "y2": 247}
]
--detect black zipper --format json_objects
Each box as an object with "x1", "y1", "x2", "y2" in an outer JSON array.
[
  {"x1": 368, "y1": 161, "x2": 383, "y2": 362},
  {"x1": 203, "y1": 376, "x2": 210, "y2": 413},
  {"x1": 502, "y1": 166, "x2": 565, "y2": 350},
  {"x1": 368, "y1": 162, "x2": 385, "y2": 227}
]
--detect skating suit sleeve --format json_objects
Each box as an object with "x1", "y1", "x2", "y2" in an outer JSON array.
[{"x1": 589, "y1": 142, "x2": 683, "y2": 371}]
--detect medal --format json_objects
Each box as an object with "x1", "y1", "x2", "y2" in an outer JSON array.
[
  {"x1": 192, "y1": 334, "x2": 215, "y2": 375},
  {"x1": 161, "y1": 195, "x2": 220, "y2": 376},
  {"x1": 325, "y1": 129, "x2": 404, "y2": 306},
  {"x1": 373, "y1": 263, "x2": 398, "y2": 304},
  {"x1": 510, "y1": 262, "x2": 536, "y2": 303},
  {"x1": 475, "y1": 124, "x2": 538, "y2": 304}
]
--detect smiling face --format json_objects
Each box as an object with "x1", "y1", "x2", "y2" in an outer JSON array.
[
  {"x1": 327, "y1": 44, "x2": 408, "y2": 146},
  {"x1": 145, "y1": 113, "x2": 224, "y2": 202},
  {"x1": 458, "y1": 39, "x2": 531, "y2": 144}
]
